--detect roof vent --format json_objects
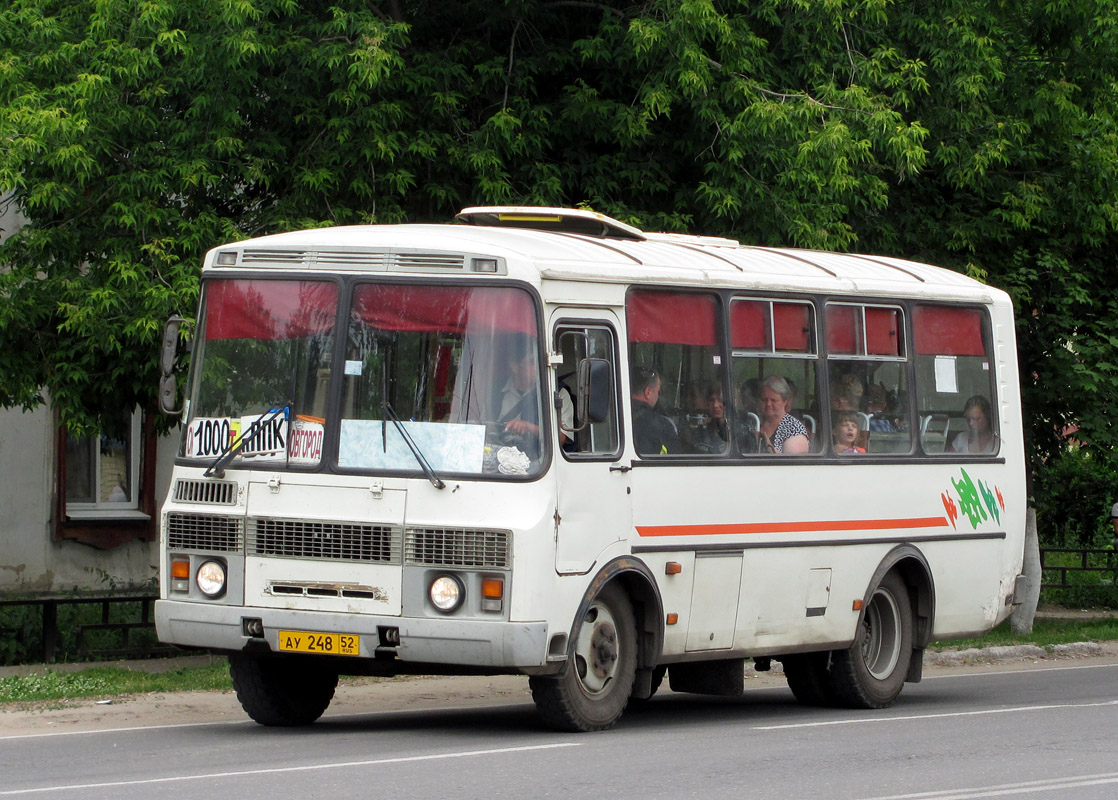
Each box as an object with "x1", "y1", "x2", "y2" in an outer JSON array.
[{"x1": 456, "y1": 206, "x2": 647, "y2": 241}]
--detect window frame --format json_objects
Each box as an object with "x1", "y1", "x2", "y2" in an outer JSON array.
[
  {"x1": 54, "y1": 409, "x2": 157, "y2": 548},
  {"x1": 553, "y1": 319, "x2": 624, "y2": 462},
  {"x1": 624, "y1": 289, "x2": 1004, "y2": 467},
  {"x1": 911, "y1": 302, "x2": 1001, "y2": 458}
]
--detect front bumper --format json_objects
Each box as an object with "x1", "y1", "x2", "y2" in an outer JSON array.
[{"x1": 156, "y1": 599, "x2": 550, "y2": 669}]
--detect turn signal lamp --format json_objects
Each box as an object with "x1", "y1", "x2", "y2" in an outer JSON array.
[
  {"x1": 171, "y1": 558, "x2": 190, "y2": 593},
  {"x1": 481, "y1": 578, "x2": 504, "y2": 613}
]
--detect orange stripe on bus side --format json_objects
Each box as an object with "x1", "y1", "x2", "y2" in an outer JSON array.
[{"x1": 635, "y1": 516, "x2": 950, "y2": 537}]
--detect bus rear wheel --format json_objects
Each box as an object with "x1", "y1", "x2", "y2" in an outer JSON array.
[
  {"x1": 529, "y1": 583, "x2": 637, "y2": 732},
  {"x1": 829, "y1": 572, "x2": 913, "y2": 709},
  {"x1": 781, "y1": 652, "x2": 836, "y2": 706},
  {"x1": 229, "y1": 652, "x2": 339, "y2": 726}
]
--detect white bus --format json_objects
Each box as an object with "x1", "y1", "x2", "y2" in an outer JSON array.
[{"x1": 155, "y1": 206, "x2": 1026, "y2": 731}]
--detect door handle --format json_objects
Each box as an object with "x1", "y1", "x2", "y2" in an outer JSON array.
[{"x1": 609, "y1": 464, "x2": 632, "y2": 473}]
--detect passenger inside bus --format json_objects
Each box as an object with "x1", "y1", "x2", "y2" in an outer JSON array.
[
  {"x1": 949, "y1": 394, "x2": 996, "y2": 454},
  {"x1": 830, "y1": 372, "x2": 865, "y2": 411},
  {"x1": 630, "y1": 367, "x2": 682, "y2": 455},
  {"x1": 689, "y1": 381, "x2": 730, "y2": 454},
  {"x1": 680, "y1": 380, "x2": 711, "y2": 451},
  {"x1": 832, "y1": 411, "x2": 866, "y2": 454},
  {"x1": 866, "y1": 383, "x2": 898, "y2": 432},
  {"x1": 755, "y1": 375, "x2": 810, "y2": 454}
]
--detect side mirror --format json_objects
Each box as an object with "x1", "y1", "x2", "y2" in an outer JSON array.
[
  {"x1": 158, "y1": 374, "x2": 178, "y2": 415},
  {"x1": 578, "y1": 358, "x2": 612, "y2": 424},
  {"x1": 158, "y1": 315, "x2": 187, "y2": 415}
]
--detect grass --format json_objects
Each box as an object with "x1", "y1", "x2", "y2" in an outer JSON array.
[
  {"x1": 931, "y1": 617, "x2": 1118, "y2": 651},
  {"x1": 0, "y1": 660, "x2": 232, "y2": 704}
]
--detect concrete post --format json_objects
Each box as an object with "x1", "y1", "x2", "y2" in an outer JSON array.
[{"x1": 1010, "y1": 506, "x2": 1040, "y2": 633}]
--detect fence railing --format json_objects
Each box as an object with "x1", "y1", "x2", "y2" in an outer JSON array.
[
  {"x1": 1039, "y1": 547, "x2": 1117, "y2": 589},
  {"x1": 0, "y1": 590, "x2": 173, "y2": 662}
]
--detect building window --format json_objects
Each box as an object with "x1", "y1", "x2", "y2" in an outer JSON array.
[
  {"x1": 56, "y1": 408, "x2": 157, "y2": 549},
  {"x1": 65, "y1": 409, "x2": 141, "y2": 512}
]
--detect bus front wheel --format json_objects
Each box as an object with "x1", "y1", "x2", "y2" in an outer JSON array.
[
  {"x1": 529, "y1": 583, "x2": 637, "y2": 732},
  {"x1": 829, "y1": 572, "x2": 913, "y2": 709},
  {"x1": 229, "y1": 652, "x2": 339, "y2": 726}
]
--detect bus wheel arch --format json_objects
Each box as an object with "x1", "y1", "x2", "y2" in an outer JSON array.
[
  {"x1": 871, "y1": 545, "x2": 936, "y2": 654},
  {"x1": 830, "y1": 547, "x2": 935, "y2": 708},
  {"x1": 529, "y1": 558, "x2": 662, "y2": 731}
]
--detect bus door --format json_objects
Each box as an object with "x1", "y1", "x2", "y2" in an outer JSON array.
[{"x1": 551, "y1": 314, "x2": 630, "y2": 575}]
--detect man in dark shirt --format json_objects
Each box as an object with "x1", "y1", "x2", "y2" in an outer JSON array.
[{"x1": 631, "y1": 367, "x2": 681, "y2": 455}]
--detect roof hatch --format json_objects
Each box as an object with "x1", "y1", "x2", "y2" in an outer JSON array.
[{"x1": 456, "y1": 206, "x2": 648, "y2": 240}]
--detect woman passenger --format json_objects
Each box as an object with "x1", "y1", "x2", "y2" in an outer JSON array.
[
  {"x1": 756, "y1": 376, "x2": 810, "y2": 454},
  {"x1": 951, "y1": 395, "x2": 996, "y2": 454}
]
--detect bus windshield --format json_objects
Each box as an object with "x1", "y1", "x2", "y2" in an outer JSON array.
[
  {"x1": 337, "y1": 283, "x2": 544, "y2": 478},
  {"x1": 182, "y1": 278, "x2": 339, "y2": 467},
  {"x1": 181, "y1": 278, "x2": 545, "y2": 477}
]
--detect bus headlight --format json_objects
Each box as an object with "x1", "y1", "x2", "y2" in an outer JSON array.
[
  {"x1": 196, "y1": 560, "x2": 227, "y2": 598},
  {"x1": 429, "y1": 575, "x2": 464, "y2": 613}
]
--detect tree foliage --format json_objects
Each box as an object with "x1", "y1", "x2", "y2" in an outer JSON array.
[{"x1": 1, "y1": 0, "x2": 1117, "y2": 468}]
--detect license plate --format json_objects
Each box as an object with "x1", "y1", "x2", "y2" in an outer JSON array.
[{"x1": 277, "y1": 630, "x2": 360, "y2": 656}]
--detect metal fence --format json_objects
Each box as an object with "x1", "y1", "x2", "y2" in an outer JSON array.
[
  {"x1": 1039, "y1": 547, "x2": 1117, "y2": 589},
  {"x1": 0, "y1": 591, "x2": 172, "y2": 662}
]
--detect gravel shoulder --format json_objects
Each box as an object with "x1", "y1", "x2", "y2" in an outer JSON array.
[{"x1": 3, "y1": 640, "x2": 1117, "y2": 737}]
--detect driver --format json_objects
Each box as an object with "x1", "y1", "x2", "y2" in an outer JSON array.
[{"x1": 498, "y1": 338, "x2": 541, "y2": 442}]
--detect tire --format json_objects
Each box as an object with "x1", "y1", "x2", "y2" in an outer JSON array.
[
  {"x1": 828, "y1": 572, "x2": 913, "y2": 709},
  {"x1": 529, "y1": 583, "x2": 637, "y2": 732},
  {"x1": 229, "y1": 652, "x2": 339, "y2": 726},
  {"x1": 781, "y1": 651, "x2": 836, "y2": 706}
]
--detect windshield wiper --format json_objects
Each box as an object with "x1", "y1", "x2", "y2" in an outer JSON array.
[
  {"x1": 380, "y1": 363, "x2": 445, "y2": 490},
  {"x1": 204, "y1": 405, "x2": 290, "y2": 478}
]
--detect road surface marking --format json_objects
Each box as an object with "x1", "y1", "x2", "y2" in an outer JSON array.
[{"x1": 0, "y1": 742, "x2": 582, "y2": 796}]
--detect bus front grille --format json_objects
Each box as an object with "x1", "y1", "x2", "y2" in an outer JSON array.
[
  {"x1": 248, "y1": 518, "x2": 402, "y2": 563},
  {"x1": 172, "y1": 478, "x2": 238, "y2": 505},
  {"x1": 166, "y1": 513, "x2": 244, "y2": 552},
  {"x1": 404, "y1": 528, "x2": 511, "y2": 569}
]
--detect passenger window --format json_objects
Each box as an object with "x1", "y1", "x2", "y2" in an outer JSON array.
[
  {"x1": 913, "y1": 305, "x2": 998, "y2": 455},
  {"x1": 730, "y1": 298, "x2": 820, "y2": 455},
  {"x1": 824, "y1": 304, "x2": 912, "y2": 455},
  {"x1": 553, "y1": 324, "x2": 620, "y2": 457},
  {"x1": 627, "y1": 290, "x2": 724, "y2": 456}
]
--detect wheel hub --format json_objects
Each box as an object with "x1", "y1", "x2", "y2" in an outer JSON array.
[{"x1": 589, "y1": 623, "x2": 618, "y2": 679}]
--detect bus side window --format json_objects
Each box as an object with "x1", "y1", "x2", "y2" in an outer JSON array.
[
  {"x1": 554, "y1": 325, "x2": 620, "y2": 458},
  {"x1": 626, "y1": 290, "x2": 724, "y2": 456},
  {"x1": 913, "y1": 305, "x2": 998, "y2": 456},
  {"x1": 731, "y1": 298, "x2": 821, "y2": 455},
  {"x1": 824, "y1": 303, "x2": 912, "y2": 456}
]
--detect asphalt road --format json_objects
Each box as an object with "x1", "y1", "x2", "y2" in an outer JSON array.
[{"x1": 2, "y1": 654, "x2": 1117, "y2": 799}]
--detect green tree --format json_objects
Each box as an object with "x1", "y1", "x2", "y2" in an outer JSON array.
[{"x1": 2, "y1": 0, "x2": 1117, "y2": 470}]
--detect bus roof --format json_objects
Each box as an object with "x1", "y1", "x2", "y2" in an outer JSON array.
[{"x1": 205, "y1": 207, "x2": 998, "y2": 302}]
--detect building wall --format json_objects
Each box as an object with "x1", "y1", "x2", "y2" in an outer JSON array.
[
  {"x1": 1, "y1": 202, "x2": 178, "y2": 596},
  {"x1": 0, "y1": 404, "x2": 178, "y2": 595}
]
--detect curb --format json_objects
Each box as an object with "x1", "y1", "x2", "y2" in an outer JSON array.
[
  {"x1": 924, "y1": 641, "x2": 1104, "y2": 666},
  {"x1": 1, "y1": 640, "x2": 1112, "y2": 681}
]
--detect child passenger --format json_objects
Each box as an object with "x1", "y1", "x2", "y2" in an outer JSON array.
[{"x1": 832, "y1": 410, "x2": 865, "y2": 455}]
